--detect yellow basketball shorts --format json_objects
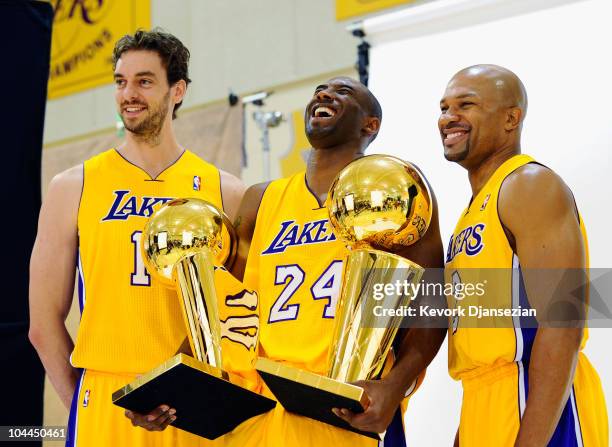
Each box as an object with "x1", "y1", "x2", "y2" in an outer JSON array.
[
  {"x1": 459, "y1": 353, "x2": 608, "y2": 446},
  {"x1": 225, "y1": 402, "x2": 379, "y2": 447},
  {"x1": 225, "y1": 372, "x2": 425, "y2": 447},
  {"x1": 65, "y1": 369, "x2": 222, "y2": 447}
]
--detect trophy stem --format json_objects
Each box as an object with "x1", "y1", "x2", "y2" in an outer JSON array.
[
  {"x1": 173, "y1": 251, "x2": 223, "y2": 368},
  {"x1": 327, "y1": 248, "x2": 424, "y2": 383}
]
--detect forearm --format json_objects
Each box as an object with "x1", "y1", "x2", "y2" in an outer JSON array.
[
  {"x1": 515, "y1": 328, "x2": 582, "y2": 447},
  {"x1": 29, "y1": 320, "x2": 79, "y2": 409},
  {"x1": 384, "y1": 326, "x2": 446, "y2": 393}
]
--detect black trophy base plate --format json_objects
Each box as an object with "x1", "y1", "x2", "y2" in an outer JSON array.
[
  {"x1": 113, "y1": 354, "x2": 276, "y2": 439},
  {"x1": 256, "y1": 358, "x2": 379, "y2": 440}
]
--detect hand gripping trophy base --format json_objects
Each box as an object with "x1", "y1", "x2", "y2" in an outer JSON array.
[
  {"x1": 256, "y1": 248, "x2": 424, "y2": 440},
  {"x1": 113, "y1": 353, "x2": 275, "y2": 439},
  {"x1": 113, "y1": 251, "x2": 276, "y2": 439},
  {"x1": 256, "y1": 155, "x2": 432, "y2": 439},
  {"x1": 256, "y1": 356, "x2": 376, "y2": 439}
]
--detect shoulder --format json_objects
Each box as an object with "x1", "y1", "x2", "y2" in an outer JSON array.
[
  {"x1": 240, "y1": 182, "x2": 271, "y2": 217},
  {"x1": 499, "y1": 162, "x2": 577, "y2": 229},
  {"x1": 234, "y1": 182, "x2": 271, "y2": 232},
  {"x1": 47, "y1": 164, "x2": 83, "y2": 196},
  {"x1": 219, "y1": 169, "x2": 244, "y2": 190},
  {"x1": 500, "y1": 163, "x2": 574, "y2": 211},
  {"x1": 82, "y1": 148, "x2": 116, "y2": 169},
  {"x1": 39, "y1": 165, "x2": 83, "y2": 230}
]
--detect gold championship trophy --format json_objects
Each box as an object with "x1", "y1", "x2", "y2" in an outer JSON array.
[
  {"x1": 256, "y1": 155, "x2": 432, "y2": 439},
  {"x1": 112, "y1": 198, "x2": 276, "y2": 439}
]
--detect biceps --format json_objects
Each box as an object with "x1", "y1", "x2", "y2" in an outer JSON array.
[
  {"x1": 516, "y1": 213, "x2": 585, "y2": 268},
  {"x1": 223, "y1": 182, "x2": 246, "y2": 222},
  {"x1": 30, "y1": 235, "x2": 77, "y2": 317},
  {"x1": 30, "y1": 211, "x2": 78, "y2": 319},
  {"x1": 516, "y1": 215, "x2": 586, "y2": 322}
]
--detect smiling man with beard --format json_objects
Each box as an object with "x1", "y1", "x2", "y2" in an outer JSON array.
[
  {"x1": 222, "y1": 76, "x2": 447, "y2": 446},
  {"x1": 29, "y1": 29, "x2": 245, "y2": 447}
]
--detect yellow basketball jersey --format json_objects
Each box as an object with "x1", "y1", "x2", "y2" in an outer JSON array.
[
  {"x1": 445, "y1": 154, "x2": 589, "y2": 380},
  {"x1": 72, "y1": 148, "x2": 229, "y2": 374},
  {"x1": 238, "y1": 171, "x2": 417, "y2": 447},
  {"x1": 244, "y1": 172, "x2": 347, "y2": 375}
]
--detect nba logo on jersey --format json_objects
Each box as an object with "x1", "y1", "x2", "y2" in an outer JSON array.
[
  {"x1": 480, "y1": 194, "x2": 491, "y2": 211},
  {"x1": 82, "y1": 389, "x2": 90, "y2": 407},
  {"x1": 193, "y1": 175, "x2": 201, "y2": 191}
]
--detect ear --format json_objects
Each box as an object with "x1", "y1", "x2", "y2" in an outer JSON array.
[
  {"x1": 363, "y1": 116, "x2": 381, "y2": 138},
  {"x1": 171, "y1": 79, "x2": 187, "y2": 106},
  {"x1": 505, "y1": 107, "x2": 522, "y2": 131}
]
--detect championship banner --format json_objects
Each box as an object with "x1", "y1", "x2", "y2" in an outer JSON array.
[
  {"x1": 336, "y1": 0, "x2": 416, "y2": 20},
  {"x1": 48, "y1": 0, "x2": 151, "y2": 99}
]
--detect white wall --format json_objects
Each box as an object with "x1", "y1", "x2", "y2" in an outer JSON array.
[
  {"x1": 364, "y1": 0, "x2": 612, "y2": 444},
  {"x1": 44, "y1": 0, "x2": 356, "y2": 144}
]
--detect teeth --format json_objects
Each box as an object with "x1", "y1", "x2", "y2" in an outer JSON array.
[
  {"x1": 314, "y1": 106, "x2": 335, "y2": 118},
  {"x1": 126, "y1": 107, "x2": 143, "y2": 112},
  {"x1": 446, "y1": 132, "x2": 466, "y2": 139}
]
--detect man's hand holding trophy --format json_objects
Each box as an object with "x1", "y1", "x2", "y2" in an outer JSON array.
[
  {"x1": 256, "y1": 154, "x2": 433, "y2": 439},
  {"x1": 112, "y1": 198, "x2": 275, "y2": 439}
]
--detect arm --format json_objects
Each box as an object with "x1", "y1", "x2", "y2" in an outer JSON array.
[
  {"x1": 230, "y1": 182, "x2": 269, "y2": 281},
  {"x1": 220, "y1": 170, "x2": 247, "y2": 222},
  {"x1": 498, "y1": 164, "x2": 585, "y2": 447},
  {"x1": 28, "y1": 166, "x2": 83, "y2": 409},
  {"x1": 335, "y1": 179, "x2": 447, "y2": 433}
]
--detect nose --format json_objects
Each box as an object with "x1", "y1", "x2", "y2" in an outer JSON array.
[
  {"x1": 315, "y1": 88, "x2": 333, "y2": 102},
  {"x1": 121, "y1": 81, "x2": 139, "y2": 103},
  {"x1": 439, "y1": 108, "x2": 460, "y2": 129}
]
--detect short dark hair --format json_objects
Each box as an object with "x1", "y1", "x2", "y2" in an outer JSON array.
[
  {"x1": 112, "y1": 28, "x2": 191, "y2": 119},
  {"x1": 365, "y1": 88, "x2": 382, "y2": 143}
]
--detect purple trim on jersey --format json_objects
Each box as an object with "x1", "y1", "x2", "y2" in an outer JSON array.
[
  {"x1": 570, "y1": 385, "x2": 585, "y2": 446},
  {"x1": 113, "y1": 148, "x2": 186, "y2": 181},
  {"x1": 303, "y1": 173, "x2": 325, "y2": 209},
  {"x1": 383, "y1": 407, "x2": 407, "y2": 447},
  {"x1": 514, "y1": 263, "x2": 583, "y2": 446},
  {"x1": 547, "y1": 389, "x2": 582, "y2": 446},
  {"x1": 218, "y1": 169, "x2": 225, "y2": 214},
  {"x1": 65, "y1": 369, "x2": 84, "y2": 447},
  {"x1": 77, "y1": 249, "x2": 85, "y2": 314}
]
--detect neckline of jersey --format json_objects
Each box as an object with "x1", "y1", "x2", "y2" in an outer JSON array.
[
  {"x1": 466, "y1": 154, "x2": 530, "y2": 213},
  {"x1": 112, "y1": 148, "x2": 187, "y2": 181},
  {"x1": 302, "y1": 172, "x2": 326, "y2": 209}
]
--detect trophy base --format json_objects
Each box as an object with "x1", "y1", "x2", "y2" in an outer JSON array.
[
  {"x1": 112, "y1": 354, "x2": 276, "y2": 439},
  {"x1": 255, "y1": 358, "x2": 380, "y2": 440}
]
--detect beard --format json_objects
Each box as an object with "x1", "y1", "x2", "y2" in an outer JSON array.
[
  {"x1": 444, "y1": 140, "x2": 470, "y2": 162},
  {"x1": 122, "y1": 90, "x2": 170, "y2": 142},
  {"x1": 305, "y1": 113, "x2": 361, "y2": 149}
]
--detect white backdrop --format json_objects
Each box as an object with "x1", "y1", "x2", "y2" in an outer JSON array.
[{"x1": 363, "y1": 0, "x2": 612, "y2": 444}]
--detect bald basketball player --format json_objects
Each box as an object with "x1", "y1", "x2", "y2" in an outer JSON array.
[{"x1": 440, "y1": 64, "x2": 608, "y2": 446}]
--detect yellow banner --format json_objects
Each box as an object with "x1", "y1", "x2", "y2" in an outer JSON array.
[
  {"x1": 336, "y1": 0, "x2": 415, "y2": 20},
  {"x1": 48, "y1": 0, "x2": 151, "y2": 100}
]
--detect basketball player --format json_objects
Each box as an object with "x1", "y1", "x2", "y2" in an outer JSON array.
[
  {"x1": 225, "y1": 76, "x2": 447, "y2": 446},
  {"x1": 28, "y1": 30, "x2": 251, "y2": 446},
  {"x1": 440, "y1": 64, "x2": 608, "y2": 446}
]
